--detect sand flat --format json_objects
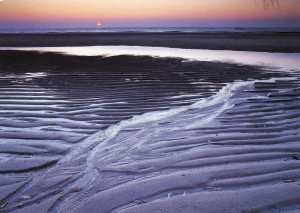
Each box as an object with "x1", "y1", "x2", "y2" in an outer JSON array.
[{"x1": 0, "y1": 49, "x2": 299, "y2": 212}]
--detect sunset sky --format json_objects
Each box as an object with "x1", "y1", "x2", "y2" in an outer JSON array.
[{"x1": 0, "y1": 0, "x2": 299, "y2": 28}]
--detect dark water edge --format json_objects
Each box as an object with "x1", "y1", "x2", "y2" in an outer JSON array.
[
  {"x1": 1, "y1": 32, "x2": 300, "y2": 53},
  {"x1": 0, "y1": 51, "x2": 300, "y2": 212},
  {"x1": 1, "y1": 27, "x2": 300, "y2": 34}
]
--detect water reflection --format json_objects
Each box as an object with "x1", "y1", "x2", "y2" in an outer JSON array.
[{"x1": 1, "y1": 46, "x2": 300, "y2": 71}]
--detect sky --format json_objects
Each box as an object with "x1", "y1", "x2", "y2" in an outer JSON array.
[{"x1": 0, "y1": 0, "x2": 299, "y2": 28}]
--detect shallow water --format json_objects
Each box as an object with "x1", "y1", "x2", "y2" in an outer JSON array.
[{"x1": 1, "y1": 46, "x2": 300, "y2": 72}]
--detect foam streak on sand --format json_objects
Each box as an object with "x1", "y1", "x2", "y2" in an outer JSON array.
[
  {"x1": 82, "y1": 81, "x2": 250, "y2": 181},
  {"x1": 0, "y1": 49, "x2": 299, "y2": 212},
  {"x1": 43, "y1": 81, "x2": 247, "y2": 203}
]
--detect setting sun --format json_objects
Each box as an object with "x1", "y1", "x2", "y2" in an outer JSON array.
[{"x1": 0, "y1": 0, "x2": 299, "y2": 28}]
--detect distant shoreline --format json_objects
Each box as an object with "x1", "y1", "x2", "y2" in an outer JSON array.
[{"x1": 1, "y1": 32, "x2": 300, "y2": 53}]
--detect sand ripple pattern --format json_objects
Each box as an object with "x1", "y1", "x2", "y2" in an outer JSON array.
[{"x1": 0, "y1": 51, "x2": 299, "y2": 212}]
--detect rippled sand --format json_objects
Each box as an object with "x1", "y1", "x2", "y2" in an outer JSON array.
[{"x1": 0, "y1": 51, "x2": 299, "y2": 212}]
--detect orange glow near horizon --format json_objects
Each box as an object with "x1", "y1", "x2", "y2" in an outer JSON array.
[{"x1": 0, "y1": 0, "x2": 299, "y2": 27}]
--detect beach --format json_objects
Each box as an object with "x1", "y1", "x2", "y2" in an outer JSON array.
[{"x1": 0, "y1": 33, "x2": 300, "y2": 213}]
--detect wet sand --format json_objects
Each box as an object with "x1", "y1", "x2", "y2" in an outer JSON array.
[
  {"x1": 0, "y1": 51, "x2": 299, "y2": 212},
  {"x1": 1, "y1": 32, "x2": 300, "y2": 52}
]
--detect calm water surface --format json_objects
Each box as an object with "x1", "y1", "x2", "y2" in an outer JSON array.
[{"x1": 1, "y1": 46, "x2": 300, "y2": 72}]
